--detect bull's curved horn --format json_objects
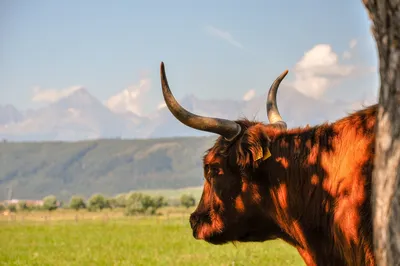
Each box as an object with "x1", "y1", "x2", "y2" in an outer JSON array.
[
  {"x1": 160, "y1": 62, "x2": 241, "y2": 141},
  {"x1": 266, "y1": 70, "x2": 288, "y2": 130}
]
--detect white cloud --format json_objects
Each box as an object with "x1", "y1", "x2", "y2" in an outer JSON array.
[
  {"x1": 342, "y1": 51, "x2": 352, "y2": 60},
  {"x1": 32, "y1": 85, "x2": 84, "y2": 103},
  {"x1": 243, "y1": 89, "x2": 256, "y2": 101},
  {"x1": 205, "y1": 25, "x2": 243, "y2": 49},
  {"x1": 349, "y1": 39, "x2": 357, "y2": 49},
  {"x1": 342, "y1": 39, "x2": 358, "y2": 60},
  {"x1": 157, "y1": 102, "x2": 167, "y2": 110},
  {"x1": 106, "y1": 78, "x2": 151, "y2": 116},
  {"x1": 292, "y1": 44, "x2": 355, "y2": 99}
]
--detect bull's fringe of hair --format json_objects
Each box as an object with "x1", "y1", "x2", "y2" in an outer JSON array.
[
  {"x1": 235, "y1": 125, "x2": 270, "y2": 169},
  {"x1": 206, "y1": 119, "x2": 277, "y2": 170}
]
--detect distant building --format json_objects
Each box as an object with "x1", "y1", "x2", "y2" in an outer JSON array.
[{"x1": 3, "y1": 199, "x2": 44, "y2": 207}]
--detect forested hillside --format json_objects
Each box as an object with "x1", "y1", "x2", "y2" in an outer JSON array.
[{"x1": 0, "y1": 136, "x2": 216, "y2": 201}]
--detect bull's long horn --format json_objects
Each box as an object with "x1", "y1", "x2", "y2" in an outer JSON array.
[
  {"x1": 160, "y1": 62, "x2": 241, "y2": 141},
  {"x1": 266, "y1": 70, "x2": 288, "y2": 130}
]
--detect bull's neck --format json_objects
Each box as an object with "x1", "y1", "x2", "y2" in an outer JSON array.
[
  {"x1": 260, "y1": 125, "x2": 375, "y2": 266},
  {"x1": 260, "y1": 131, "x2": 342, "y2": 264}
]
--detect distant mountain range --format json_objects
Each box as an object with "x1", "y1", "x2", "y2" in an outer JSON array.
[
  {"x1": 0, "y1": 85, "x2": 375, "y2": 142},
  {"x1": 0, "y1": 136, "x2": 216, "y2": 201}
]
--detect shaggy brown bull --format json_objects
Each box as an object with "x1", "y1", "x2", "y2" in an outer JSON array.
[{"x1": 160, "y1": 62, "x2": 377, "y2": 266}]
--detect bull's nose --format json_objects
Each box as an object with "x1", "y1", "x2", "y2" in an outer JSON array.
[{"x1": 189, "y1": 213, "x2": 199, "y2": 229}]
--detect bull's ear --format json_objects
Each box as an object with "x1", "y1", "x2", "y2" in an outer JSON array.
[{"x1": 236, "y1": 125, "x2": 272, "y2": 169}]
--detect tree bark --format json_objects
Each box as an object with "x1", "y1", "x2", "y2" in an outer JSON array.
[{"x1": 362, "y1": 0, "x2": 400, "y2": 265}]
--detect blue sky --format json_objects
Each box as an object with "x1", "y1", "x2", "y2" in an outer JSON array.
[{"x1": 0, "y1": 0, "x2": 379, "y2": 116}]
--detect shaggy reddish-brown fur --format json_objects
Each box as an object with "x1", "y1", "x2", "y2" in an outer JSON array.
[{"x1": 189, "y1": 104, "x2": 377, "y2": 266}]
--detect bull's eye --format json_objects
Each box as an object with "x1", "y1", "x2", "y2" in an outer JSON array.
[
  {"x1": 210, "y1": 166, "x2": 222, "y2": 176},
  {"x1": 204, "y1": 164, "x2": 223, "y2": 182}
]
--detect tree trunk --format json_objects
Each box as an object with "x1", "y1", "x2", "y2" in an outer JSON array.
[{"x1": 362, "y1": 0, "x2": 400, "y2": 265}]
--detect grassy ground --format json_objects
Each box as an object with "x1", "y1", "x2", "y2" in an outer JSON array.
[{"x1": 0, "y1": 210, "x2": 305, "y2": 266}]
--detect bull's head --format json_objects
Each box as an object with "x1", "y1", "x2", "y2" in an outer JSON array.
[{"x1": 160, "y1": 62, "x2": 289, "y2": 244}]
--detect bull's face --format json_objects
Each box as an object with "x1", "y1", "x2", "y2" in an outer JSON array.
[
  {"x1": 190, "y1": 142, "x2": 245, "y2": 244},
  {"x1": 189, "y1": 126, "x2": 283, "y2": 244},
  {"x1": 159, "y1": 62, "x2": 288, "y2": 244}
]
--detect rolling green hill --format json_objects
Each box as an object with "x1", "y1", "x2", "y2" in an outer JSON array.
[{"x1": 0, "y1": 136, "x2": 217, "y2": 201}]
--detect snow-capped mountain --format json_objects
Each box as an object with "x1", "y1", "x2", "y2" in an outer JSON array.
[
  {"x1": 0, "y1": 105, "x2": 24, "y2": 125},
  {"x1": 0, "y1": 85, "x2": 375, "y2": 142},
  {"x1": 0, "y1": 88, "x2": 137, "y2": 141}
]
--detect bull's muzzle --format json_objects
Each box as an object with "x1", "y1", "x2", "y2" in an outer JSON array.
[
  {"x1": 189, "y1": 211, "x2": 211, "y2": 235},
  {"x1": 189, "y1": 212, "x2": 200, "y2": 230}
]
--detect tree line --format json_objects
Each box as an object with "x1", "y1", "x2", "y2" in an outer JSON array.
[{"x1": 0, "y1": 192, "x2": 197, "y2": 216}]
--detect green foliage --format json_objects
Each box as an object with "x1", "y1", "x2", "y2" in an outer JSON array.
[
  {"x1": 7, "y1": 203, "x2": 17, "y2": 212},
  {"x1": 106, "y1": 197, "x2": 118, "y2": 209},
  {"x1": 88, "y1": 194, "x2": 107, "y2": 212},
  {"x1": 180, "y1": 194, "x2": 196, "y2": 209},
  {"x1": 124, "y1": 193, "x2": 168, "y2": 216},
  {"x1": 30, "y1": 205, "x2": 43, "y2": 211},
  {"x1": 114, "y1": 193, "x2": 127, "y2": 208},
  {"x1": 152, "y1": 196, "x2": 168, "y2": 209},
  {"x1": 0, "y1": 136, "x2": 216, "y2": 201},
  {"x1": 143, "y1": 195, "x2": 168, "y2": 215},
  {"x1": 17, "y1": 200, "x2": 30, "y2": 211},
  {"x1": 124, "y1": 192, "x2": 144, "y2": 215},
  {"x1": 0, "y1": 203, "x2": 5, "y2": 212},
  {"x1": 43, "y1": 195, "x2": 58, "y2": 211},
  {"x1": 69, "y1": 196, "x2": 86, "y2": 211},
  {"x1": 140, "y1": 195, "x2": 154, "y2": 213}
]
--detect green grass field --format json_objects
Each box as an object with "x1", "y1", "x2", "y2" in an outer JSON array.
[{"x1": 0, "y1": 210, "x2": 305, "y2": 266}]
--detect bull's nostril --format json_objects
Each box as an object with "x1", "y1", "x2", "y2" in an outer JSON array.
[{"x1": 189, "y1": 213, "x2": 199, "y2": 229}]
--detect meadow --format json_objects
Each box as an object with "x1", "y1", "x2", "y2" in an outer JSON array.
[{"x1": 0, "y1": 208, "x2": 305, "y2": 266}]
